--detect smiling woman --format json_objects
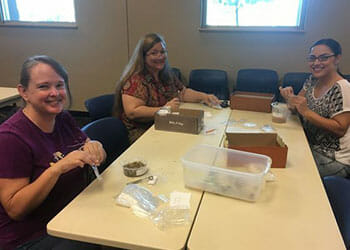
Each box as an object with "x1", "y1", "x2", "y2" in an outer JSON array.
[
  {"x1": 113, "y1": 33, "x2": 220, "y2": 143},
  {"x1": 0, "y1": 55, "x2": 105, "y2": 249},
  {"x1": 280, "y1": 39, "x2": 350, "y2": 178}
]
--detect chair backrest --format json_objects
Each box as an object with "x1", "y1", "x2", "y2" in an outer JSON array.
[
  {"x1": 235, "y1": 69, "x2": 279, "y2": 95},
  {"x1": 172, "y1": 67, "x2": 181, "y2": 80},
  {"x1": 84, "y1": 94, "x2": 115, "y2": 121},
  {"x1": 189, "y1": 69, "x2": 229, "y2": 100},
  {"x1": 343, "y1": 74, "x2": 350, "y2": 82},
  {"x1": 323, "y1": 176, "x2": 350, "y2": 249},
  {"x1": 82, "y1": 117, "x2": 129, "y2": 173},
  {"x1": 278, "y1": 72, "x2": 311, "y2": 102}
]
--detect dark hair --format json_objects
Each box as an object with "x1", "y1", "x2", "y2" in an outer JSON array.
[
  {"x1": 310, "y1": 38, "x2": 342, "y2": 56},
  {"x1": 310, "y1": 38, "x2": 344, "y2": 78},
  {"x1": 20, "y1": 55, "x2": 72, "y2": 107}
]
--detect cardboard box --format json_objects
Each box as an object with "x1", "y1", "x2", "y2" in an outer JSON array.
[
  {"x1": 226, "y1": 129, "x2": 288, "y2": 168},
  {"x1": 230, "y1": 91, "x2": 275, "y2": 113},
  {"x1": 155, "y1": 108, "x2": 204, "y2": 134}
]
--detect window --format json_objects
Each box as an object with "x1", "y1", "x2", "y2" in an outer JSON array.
[
  {"x1": 0, "y1": 0, "x2": 76, "y2": 27},
  {"x1": 201, "y1": 0, "x2": 307, "y2": 32}
]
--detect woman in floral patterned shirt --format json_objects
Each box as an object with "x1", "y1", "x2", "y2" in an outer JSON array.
[
  {"x1": 280, "y1": 39, "x2": 350, "y2": 177},
  {"x1": 114, "y1": 33, "x2": 220, "y2": 143}
]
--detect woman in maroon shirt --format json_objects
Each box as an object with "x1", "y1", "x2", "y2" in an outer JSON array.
[{"x1": 0, "y1": 55, "x2": 105, "y2": 249}]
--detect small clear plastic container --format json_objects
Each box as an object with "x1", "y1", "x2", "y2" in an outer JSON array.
[
  {"x1": 271, "y1": 102, "x2": 289, "y2": 123},
  {"x1": 181, "y1": 144, "x2": 271, "y2": 202},
  {"x1": 121, "y1": 158, "x2": 148, "y2": 177}
]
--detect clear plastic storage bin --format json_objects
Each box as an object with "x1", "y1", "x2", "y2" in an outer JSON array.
[{"x1": 181, "y1": 144, "x2": 271, "y2": 202}]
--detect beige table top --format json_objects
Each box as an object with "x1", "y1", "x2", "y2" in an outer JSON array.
[
  {"x1": 188, "y1": 109, "x2": 346, "y2": 250},
  {"x1": 47, "y1": 103, "x2": 231, "y2": 250},
  {"x1": 0, "y1": 87, "x2": 20, "y2": 108}
]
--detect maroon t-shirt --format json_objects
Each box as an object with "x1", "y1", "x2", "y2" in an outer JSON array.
[{"x1": 0, "y1": 110, "x2": 87, "y2": 250}]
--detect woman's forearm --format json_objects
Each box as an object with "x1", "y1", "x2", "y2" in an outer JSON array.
[
  {"x1": 6, "y1": 166, "x2": 61, "y2": 221},
  {"x1": 182, "y1": 88, "x2": 206, "y2": 103},
  {"x1": 126, "y1": 106, "x2": 161, "y2": 121},
  {"x1": 303, "y1": 110, "x2": 347, "y2": 137}
]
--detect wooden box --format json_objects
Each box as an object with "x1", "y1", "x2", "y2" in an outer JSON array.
[
  {"x1": 226, "y1": 129, "x2": 288, "y2": 168},
  {"x1": 230, "y1": 91, "x2": 275, "y2": 113}
]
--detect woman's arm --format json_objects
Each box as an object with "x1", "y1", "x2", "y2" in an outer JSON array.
[
  {"x1": 122, "y1": 94, "x2": 180, "y2": 121},
  {"x1": 182, "y1": 88, "x2": 220, "y2": 105},
  {"x1": 289, "y1": 95, "x2": 350, "y2": 137},
  {"x1": 302, "y1": 110, "x2": 350, "y2": 137},
  {"x1": 0, "y1": 150, "x2": 96, "y2": 221}
]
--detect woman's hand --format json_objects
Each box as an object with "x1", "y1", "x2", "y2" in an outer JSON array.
[
  {"x1": 51, "y1": 150, "x2": 97, "y2": 175},
  {"x1": 81, "y1": 140, "x2": 106, "y2": 166},
  {"x1": 165, "y1": 97, "x2": 180, "y2": 111},
  {"x1": 288, "y1": 95, "x2": 310, "y2": 116},
  {"x1": 280, "y1": 86, "x2": 298, "y2": 110},
  {"x1": 201, "y1": 94, "x2": 220, "y2": 106},
  {"x1": 279, "y1": 86, "x2": 295, "y2": 101}
]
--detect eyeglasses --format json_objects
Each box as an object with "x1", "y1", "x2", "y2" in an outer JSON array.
[
  {"x1": 146, "y1": 50, "x2": 168, "y2": 57},
  {"x1": 307, "y1": 54, "x2": 335, "y2": 62}
]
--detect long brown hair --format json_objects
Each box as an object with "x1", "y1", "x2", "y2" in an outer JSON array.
[{"x1": 113, "y1": 33, "x2": 174, "y2": 117}]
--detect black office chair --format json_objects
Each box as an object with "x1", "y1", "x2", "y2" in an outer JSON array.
[
  {"x1": 84, "y1": 94, "x2": 115, "y2": 121},
  {"x1": 235, "y1": 68, "x2": 279, "y2": 95},
  {"x1": 277, "y1": 72, "x2": 311, "y2": 102},
  {"x1": 323, "y1": 176, "x2": 350, "y2": 248},
  {"x1": 343, "y1": 74, "x2": 350, "y2": 82},
  {"x1": 82, "y1": 117, "x2": 129, "y2": 177},
  {"x1": 189, "y1": 69, "x2": 230, "y2": 100}
]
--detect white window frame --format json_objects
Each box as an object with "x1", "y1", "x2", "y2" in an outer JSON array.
[
  {"x1": 200, "y1": 0, "x2": 308, "y2": 32},
  {"x1": 0, "y1": 0, "x2": 77, "y2": 28}
]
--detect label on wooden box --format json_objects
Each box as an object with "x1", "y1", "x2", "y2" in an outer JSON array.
[{"x1": 155, "y1": 108, "x2": 204, "y2": 134}]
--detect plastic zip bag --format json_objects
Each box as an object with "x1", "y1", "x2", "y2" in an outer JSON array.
[
  {"x1": 115, "y1": 185, "x2": 191, "y2": 230},
  {"x1": 151, "y1": 207, "x2": 190, "y2": 230},
  {"x1": 115, "y1": 184, "x2": 159, "y2": 212}
]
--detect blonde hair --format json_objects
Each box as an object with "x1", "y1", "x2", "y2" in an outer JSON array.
[{"x1": 113, "y1": 33, "x2": 174, "y2": 117}]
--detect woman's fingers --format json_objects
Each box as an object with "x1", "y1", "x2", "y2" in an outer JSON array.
[
  {"x1": 279, "y1": 86, "x2": 294, "y2": 99},
  {"x1": 54, "y1": 150, "x2": 95, "y2": 174},
  {"x1": 166, "y1": 98, "x2": 180, "y2": 110},
  {"x1": 82, "y1": 141, "x2": 106, "y2": 166},
  {"x1": 207, "y1": 94, "x2": 220, "y2": 105}
]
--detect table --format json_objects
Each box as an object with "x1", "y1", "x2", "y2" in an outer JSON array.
[
  {"x1": 187, "y1": 110, "x2": 346, "y2": 250},
  {"x1": 0, "y1": 87, "x2": 20, "y2": 108},
  {"x1": 47, "y1": 103, "x2": 231, "y2": 249}
]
